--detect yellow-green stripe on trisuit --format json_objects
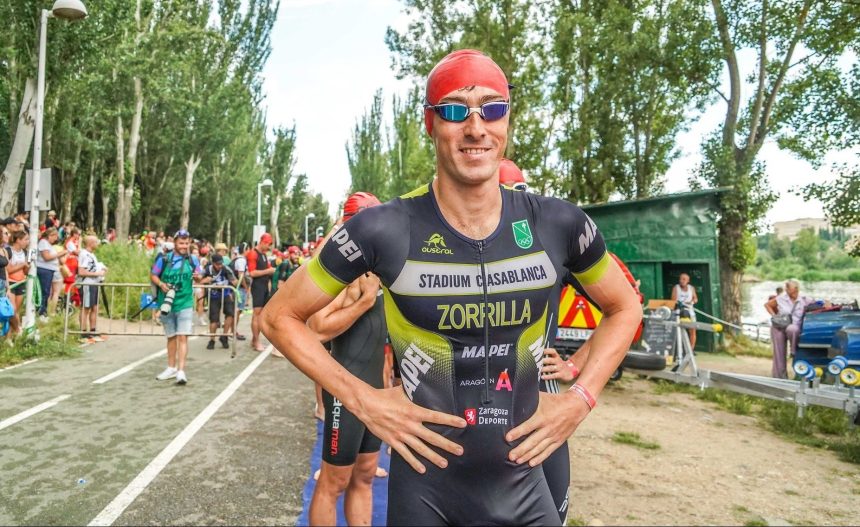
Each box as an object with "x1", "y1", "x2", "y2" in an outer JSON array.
[
  {"x1": 306, "y1": 257, "x2": 347, "y2": 297},
  {"x1": 400, "y1": 183, "x2": 431, "y2": 199},
  {"x1": 573, "y1": 251, "x2": 611, "y2": 286}
]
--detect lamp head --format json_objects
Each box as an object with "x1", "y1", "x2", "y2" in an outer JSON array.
[
  {"x1": 260, "y1": 178, "x2": 273, "y2": 187},
  {"x1": 51, "y1": 0, "x2": 88, "y2": 20},
  {"x1": 307, "y1": 213, "x2": 316, "y2": 219}
]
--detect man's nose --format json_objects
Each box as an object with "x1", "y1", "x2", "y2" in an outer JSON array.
[{"x1": 462, "y1": 111, "x2": 487, "y2": 138}]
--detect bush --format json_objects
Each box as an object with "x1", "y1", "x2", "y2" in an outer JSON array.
[
  {"x1": 96, "y1": 242, "x2": 155, "y2": 285},
  {"x1": 849, "y1": 270, "x2": 860, "y2": 282},
  {"x1": 0, "y1": 315, "x2": 80, "y2": 368}
]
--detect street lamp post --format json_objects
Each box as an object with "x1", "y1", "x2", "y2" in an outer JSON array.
[
  {"x1": 256, "y1": 178, "x2": 274, "y2": 227},
  {"x1": 304, "y1": 213, "x2": 316, "y2": 247},
  {"x1": 23, "y1": 0, "x2": 88, "y2": 336}
]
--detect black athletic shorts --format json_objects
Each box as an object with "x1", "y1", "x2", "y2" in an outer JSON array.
[
  {"x1": 80, "y1": 285, "x2": 99, "y2": 309},
  {"x1": 251, "y1": 282, "x2": 269, "y2": 308},
  {"x1": 207, "y1": 294, "x2": 235, "y2": 322},
  {"x1": 322, "y1": 389, "x2": 382, "y2": 466}
]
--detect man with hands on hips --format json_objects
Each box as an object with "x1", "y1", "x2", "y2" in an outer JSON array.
[{"x1": 261, "y1": 49, "x2": 641, "y2": 525}]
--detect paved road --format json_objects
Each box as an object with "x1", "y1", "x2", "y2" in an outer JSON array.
[{"x1": 0, "y1": 320, "x2": 316, "y2": 526}]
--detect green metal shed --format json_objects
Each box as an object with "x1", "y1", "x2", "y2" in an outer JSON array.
[{"x1": 583, "y1": 189, "x2": 725, "y2": 351}]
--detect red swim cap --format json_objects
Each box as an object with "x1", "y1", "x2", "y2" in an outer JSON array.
[
  {"x1": 288, "y1": 245, "x2": 300, "y2": 255},
  {"x1": 342, "y1": 192, "x2": 382, "y2": 222},
  {"x1": 498, "y1": 158, "x2": 525, "y2": 185},
  {"x1": 425, "y1": 49, "x2": 510, "y2": 135}
]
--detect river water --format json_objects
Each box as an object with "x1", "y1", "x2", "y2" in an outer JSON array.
[{"x1": 741, "y1": 280, "x2": 860, "y2": 324}]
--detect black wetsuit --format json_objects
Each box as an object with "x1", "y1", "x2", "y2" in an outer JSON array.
[
  {"x1": 308, "y1": 183, "x2": 609, "y2": 525},
  {"x1": 322, "y1": 292, "x2": 386, "y2": 465}
]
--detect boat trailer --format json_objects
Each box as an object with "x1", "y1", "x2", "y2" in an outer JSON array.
[{"x1": 632, "y1": 309, "x2": 860, "y2": 425}]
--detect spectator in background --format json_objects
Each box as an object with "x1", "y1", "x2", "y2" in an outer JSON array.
[
  {"x1": 1, "y1": 217, "x2": 22, "y2": 234},
  {"x1": 765, "y1": 279, "x2": 814, "y2": 379},
  {"x1": 232, "y1": 242, "x2": 249, "y2": 341},
  {"x1": 65, "y1": 228, "x2": 81, "y2": 256},
  {"x1": 6, "y1": 230, "x2": 29, "y2": 337},
  {"x1": 767, "y1": 286, "x2": 784, "y2": 302},
  {"x1": 36, "y1": 227, "x2": 67, "y2": 319},
  {"x1": 276, "y1": 246, "x2": 301, "y2": 290},
  {"x1": 152, "y1": 229, "x2": 202, "y2": 385},
  {"x1": 246, "y1": 233, "x2": 274, "y2": 352},
  {"x1": 15, "y1": 212, "x2": 29, "y2": 229},
  {"x1": 214, "y1": 243, "x2": 231, "y2": 266},
  {"x1": 77, "y1": 235, "x2": 107, "y2": 341},
  {"x1": 200, "y1": 253, "x2": 237, "y2": 350},
  {"x1": 191, "y1": 243, "x2": 207, "y2": 326},
  {"x1": 0, "y1": 227, "x2": 9, "y2": 324},
  {"x1": 671, "y1": 272, "x2": 699, "y2": 349},
  {"x1": 106, "y1": 228, "x2": 117, "y2": 243},
  {"x1": 43, "y1": 210, "x2": 59, "y2": 232}
]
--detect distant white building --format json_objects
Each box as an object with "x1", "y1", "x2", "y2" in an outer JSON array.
[{"x1": 773, "y1": 218, "x2": 860, "y2": 240}]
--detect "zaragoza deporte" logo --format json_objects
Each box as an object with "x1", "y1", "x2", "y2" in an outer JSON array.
[
  {"x1": 422, "y1": 233, "x2": 454, "y2": 255},
  {"x1": 512, "y1": 219, "x2": 533, "y2": 249}
]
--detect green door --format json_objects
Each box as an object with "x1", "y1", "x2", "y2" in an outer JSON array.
[{"x1": 626, "y1": 262, "x2": 661, "y2": 306}]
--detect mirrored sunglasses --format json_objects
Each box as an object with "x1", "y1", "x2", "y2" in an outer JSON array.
[{"x1": 425, "y1": 101, "x2": 509, "y2": 123}]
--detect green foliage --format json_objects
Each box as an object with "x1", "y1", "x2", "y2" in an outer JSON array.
[
  {"x1": 0, "y1": 315, "x2": 80, "y2": 368},
  {"x1": 768, "y1": 236, "x2": 791, "y2": 260},
  {"x1": 0, "y1": 0, "x2": 282, "y2": 242},
  {"x1": 96, "y1": 242, "x2": 155, "y2": 285},
  {"x1": 347, "y1": 90, "x2": 390, "y2": 200},
  {"x1": 347, "y1": 88, "x2": 435, "y2": 203},
  {"x1": 750, "y1": 230, "x2": 860, "y2": 281},
  {"x1": 803, "y1": 164, "x2": 860, "y2": 256},
  {"x1": 386, "y1": 0, "x2": 720, "y2": 203},
  {"x1": 791, "y1": 228, "x2": 820, "y2": 268},
  {"x1": 386, "y1": 87, "x2": 436, "y2": 198},
  {"x1": 611, "y1": 431, "x2": 661, "y2": 450}
]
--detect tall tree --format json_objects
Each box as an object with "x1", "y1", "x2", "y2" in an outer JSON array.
[
  {"x1": 346, "y1": 90, "x2": 389, "y2": 198},
  {"x1": 386, "y1": 87, "x2": 435, "y2": 198},
  {"x1": 696, "y1": 0, "x2": 859, "y2": 323},
  {"x1": 267, "y1": 125, "x2": 297, "y2": 246}
]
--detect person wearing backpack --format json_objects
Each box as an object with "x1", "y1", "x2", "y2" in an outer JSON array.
[
  {"x1": 199, "y1": 253, "x2": 238, "y2": 350},
  {"x1": 151, "y1": 229, "x2": 202, "y2": 385}
]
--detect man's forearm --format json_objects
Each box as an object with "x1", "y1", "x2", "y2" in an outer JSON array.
[
  {"x1": 310, "y1": 297, "x2": 375, "y2": 342},
  {"x1": 263, "y1": 315, "x2": 372, "y2": 414},
  {"x1": 573, "y1": 305, "x2": 641, "y2": 399}
]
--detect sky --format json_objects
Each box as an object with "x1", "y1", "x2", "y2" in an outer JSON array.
[{"x1": 261, "y1": 0, "x2": 852, "y2": 230}]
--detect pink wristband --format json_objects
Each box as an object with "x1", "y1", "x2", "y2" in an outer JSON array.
[
  {"x1": 566, "y1": 360, "x2": 580, "y2": 379},
  {"x1": 569, "y1": 383, "x2": 597, "y2": 410}
]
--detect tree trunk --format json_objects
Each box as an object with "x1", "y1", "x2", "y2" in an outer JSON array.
[
  {"x1": 717, "y1": 214, "x2": 744, "y2": 326},
  {"x1": 101, "y1": 192, "x2": 110, "y2": 237},
  {"x1": 86, "y1": 158, "x2": 96, "y2": 231},
  {"x1": 0, "y1": 77, "x2": 37, "y2": 217},
  {"x1": 226, "y1": 217, "x2": 232, "y2": 247},
  {"x1": 180, "y1": 153, "x2": 201, "y2": 230},
  {"x1": 122, "y1": 77, "x2": 143, "y2": 237},
  {"x1": 114, "y1": 77, "x2": 144, "y2": 240},
  {"x1": 114, "y1": 114, "x2": 126, "y2": 236},
  {"x1": 61, "y1": 141, "x2": 82, "y2": 222},
  {"x1": 270, "y1": 192, "x2": 281, "y2": 247}
]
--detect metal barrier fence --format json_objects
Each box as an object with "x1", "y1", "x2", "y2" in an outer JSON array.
[{"x1": 62, "y1": 282, "x2": 241, "y2": 357}]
